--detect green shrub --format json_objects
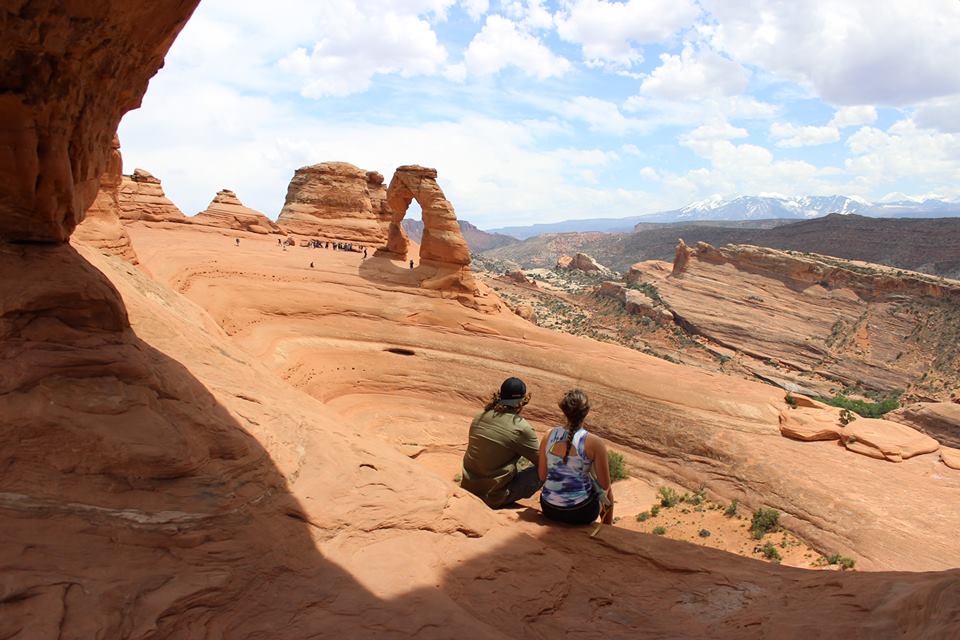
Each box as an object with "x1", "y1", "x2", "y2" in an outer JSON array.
[
  {"x1": 653, "y1": 526, "x2": 667, "y2": 536},
  {"x1": 650, "y1": 504, "x2": 661, "y2": 517},
  {"x1": 608, "y1": 451, "x2": 628, "y2": 481},
  {"x1": 724, "y1": 499, "x2": 738, "y2": 517},
  {"x1": 750, "y1": 508, "x2": 780, "y2": 539},
  {"x1": 817, "y1": 393, "x2": 900, "y2": 418},
  {"x1": 658, "y1": 486, "x2": 681, "y2": 508},
  {"x1": 636, "y1": 511, "x2": 650, "y2": 522},
  {"x1": 760, "y1": 542, "x2": 782, "y2": 563},
  {"x1": 827, "y1": 553, "x2": 856, "y2": 570},
  {"x1": 684, "y1": 487, "x2": 706, "y2": 506},
  {"x1": 785, "y1": 393, "x2": 798, "y2": 409},
  {"x1": 839, "y1": 408, "x2": 857, "y2": 427}
]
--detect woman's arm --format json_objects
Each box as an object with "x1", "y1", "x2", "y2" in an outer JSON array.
[
  {"x1": 537, "y1": 431, "x2": 550, "y2": 482},
  {"x1": 588, "y1": 434, "x2": 614, "y2": 524}
]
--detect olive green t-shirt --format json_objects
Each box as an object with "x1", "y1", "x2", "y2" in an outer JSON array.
[{"x1": 460, "y1": 409, "x2": 540, "y2": 507}]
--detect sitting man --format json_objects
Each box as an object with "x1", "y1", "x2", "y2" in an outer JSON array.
[{"x1": 460, "y1": 377, "x2": 542, "y2": 508}]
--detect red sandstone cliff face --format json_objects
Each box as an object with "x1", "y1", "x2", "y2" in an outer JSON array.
[
  {"x1": 192, "y1": 189, "x2": 281, "y2": 234},
  {"x1": 0, "y1": 1, "x2": 199, "y2": 243},
  {"x1": 277, "y1": 162, "x2": 390, "y2": 244},
  {"x1": 629, "y1": 241, "x2": 960, "y2": 398},
  {"x1": 72, "y1": 135, "x2": 139, "y2": 264},
  {"x1": 118, "y1": 169, "x2": 188, "y2": 223}
]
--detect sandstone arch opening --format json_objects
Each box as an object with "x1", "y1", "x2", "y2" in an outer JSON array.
[{"x1": 376, "y1": 165, "x2": 469, "y2": 268}]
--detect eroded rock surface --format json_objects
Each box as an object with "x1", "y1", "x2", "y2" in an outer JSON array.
[
  {"x1": 0, "y1": 1, "x2": 199, "y2": 242},
  {"x1": 841, "y1": 418, "x2": 940, "y2": 462},
  {"x1": 629, "y1": 241, "x2": 960, "y2": 399},
  {"x1": 888, "y1": 402, "x2": 960, "y2": 449},
  {"x1": 277, "y1": 162, "x2": 390, "y2": 243},
  {"x1": 193, "y1": 189, "x2": 281, "y2": 234},
  {"x1": 72, "y1": 135, "x2": 139, "y2": 264},
  {"x1": 119, "y1": 169, "x2": 188, "y2": 223}
]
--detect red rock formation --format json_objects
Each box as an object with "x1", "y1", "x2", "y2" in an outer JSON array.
[
  {"x1": 841, "y1": 418, "x2": 940, "y2": 462},
  {"x1": 118, "y1": 169, "x2": 188, "y2": 223},
  {"x1": 556, "y1": 255, "x2": 573, "y2": 269},
  {"x1": 0, "y1": 2, "x2": 199, "y2": 242},
  {"x1": 192, "y1": 189, "x2": 281, "y2": 234},
  {"x1": 379, "y1": 165, "x2": 470, "y2": 265},
  {"x1": 887, "y1": 402, "x2": 960, "y2": 449},
  {"x1": 277, "y1": 162, "x2": 390, "y2": 243},
  {"x1": 72, "y1": 135, "x2": 139, "y2": 264}
]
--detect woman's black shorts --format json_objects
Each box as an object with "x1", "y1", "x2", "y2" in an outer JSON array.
[{"x1": 540, "y1": 493, "x2": 600, "y2": 525}]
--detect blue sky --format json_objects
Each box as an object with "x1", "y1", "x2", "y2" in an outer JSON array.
[{"x1": 119, "y1": 0, "x2": 960, "y2": 228}]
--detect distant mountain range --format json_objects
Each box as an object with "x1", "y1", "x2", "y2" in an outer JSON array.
[
  {"x1": 482, "y1": 214, "x2": 960, "y2": 278},
  {"x1": 486, "y1": 195, "x2": 960, "y2": 239}
]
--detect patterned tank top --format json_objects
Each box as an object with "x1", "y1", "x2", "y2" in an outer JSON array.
[{"x1": 541, "y1": 427, "x2": 594, "y2": 508}]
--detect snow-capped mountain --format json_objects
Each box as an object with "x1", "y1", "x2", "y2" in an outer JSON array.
[
  {"x1": 649, "y1": 195, "x2": 868, "y2": 222},
  {"x1": 486, "y1": 195, "x2": 960, "y2": 238}
]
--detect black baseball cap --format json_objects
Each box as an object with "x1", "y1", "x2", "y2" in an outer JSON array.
[{"x1": 499, "y1": 377, "x2": 527, "y2": 406}]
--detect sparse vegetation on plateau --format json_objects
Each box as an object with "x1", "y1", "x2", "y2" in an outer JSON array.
[
  {"x1": 725, "y1": 499, "x2": 738, "y2": 517},
  {"x1": 652, "y1": 526, "x2": 667, "y2": 536},
  {"x1": 818, "y1": 393, "x2": 900, "y2": 418},
  {"x1": 636, "y1": 511, "x2": 650, "y2": 522},
  {"x1": 750, "y1": 508, "x2": 781, "y2": 539},
  {"x1": 658, "y1": 486, "x2": 681, "y2": 508},
  {"x1": 759, "y1": 542, "x2": 782, "y2": 563},
  {"x1": 826, "y1": 553, "x2": 856, "y2": 570},
  {"x1": 608, "y1": 451, "x2": 627, "y2": 481}
]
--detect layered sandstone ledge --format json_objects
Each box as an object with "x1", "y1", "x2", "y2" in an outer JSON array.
[
  {"x1": 73, "y1": 135, "x2": 138, "y2": 264},
  {"x1": 119, "y1": 169, "x2": 188, "y2": 223},
  {"x1": 277, "y1": 162, "x2": 390, "y2": 244},
  {"x1": 193, "y1": 189, "x2": 280, "y2": 235}
]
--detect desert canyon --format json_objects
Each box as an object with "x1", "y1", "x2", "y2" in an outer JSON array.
[{"x1": 2, "y1": 3, "x2": 960, "y2": 639}]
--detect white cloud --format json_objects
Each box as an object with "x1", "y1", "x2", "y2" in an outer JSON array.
[
  {"x1": 460, "y1": 0, "x2": 489, "y2": 21},
  {"x1": 829, "y1": 106, "x2": 877, "y2": 129},
  {"x1": 844, "y1": 119, "x2": 960, "y2": 193},
  {"x1": 703, "y1": 0, "x2": 960, "y2": 106},
  {"x1": 639, "y1": 44, "x2": 750, "y2": 100},
  {"x1": 556, "y1": 0, "x2": 700, "y2": 69},
  {"x1": 500, "y1": 0, "x2": 554, "y2": 30},
  {"x1": 769, "y1": 122, "x2": 840, "y2": 148},
  {"x1": 279, "y1": 9, "x2": 448, "y2": 97},
  {"x1": 639, "y1": 166, "x2": 660, "y2": 180},
  {"x1": 554, "y1": 96, "x2": 649, "y2": 134},
  {"x1": 914, "y1": 97, "x2": 960, "y2": 133},
  {"x1": 463, "y1": 15, "x2": 570, "y2": 78},
  {"x1": 684, "y1": 119, "x2": 749, "y2": 142}
]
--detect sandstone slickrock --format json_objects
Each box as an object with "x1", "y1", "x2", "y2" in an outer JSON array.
[
  {"x1": 598, "y1": 281, "x2": 674, "y2": 324},
  {"x1": 72, "y1": 135, "x2": 139, "y2": 264},
  {"x1": 0, "y1": 1, "x2": 199, "y2": 242},
  {"x1": 556, "y1": 255, "x2": 573, "y2": 269},
  {"x1": 841, "y1": 418, "x2": 940, "y2": 462},
  {"x1": 628, "y1": 241, "x2": 960, "y2": 398},
  {"x1": 277, "y1": 162, "x2": 390, "y2": 244},
  {"x1": 779, "y1": 407, "x2": 844, "y2": 441},
  {"x1": 941, "y1": 446, "x2": 960, "y2": 470},
  {"x1": 887, "y1": 402, "x2": 960, "y2": 449},
  {"x1": 503, "y1": 270, "x2": 536, "y2": 287},
  {"x1": 557, "y1": 252, "x2": 613, "y2": 275},
  {"x1": 119, "y1": 169, "x2": 188, "y2": 223},
  {"x1": 193, "y1": 189, "x2": 281, "y2": 235}
]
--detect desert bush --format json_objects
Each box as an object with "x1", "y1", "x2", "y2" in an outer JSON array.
[
  {"x1": 653, "y1": 526, "x2": 667, "y2": 536},
  {"x1": 817, "y1": 393, "x2": 900, "y2": 418},
  {"x1": 724, "y1": 499, "x2": 738, "y2": 517},
  {"x1": 608, "y1": 451, "x2": 628, "y2": 481},
  {"x1": 785, "y1": 393, "x2": 798, "y2": 409},
  {"x1": 636, "y1": 511, "x2": 650, "y2": 522},
  {"x1": 750, "y1": 508, "x2": 780, "y2": 539},
  {"x1": 650, "y1": 505, "x2": 661, "y2": 517},
  {"x1": 839, "y1": 408, "x2": 857, "y2": 426},
  {"x1": 658, "y1": 486, "x2": 681, "y2": 507},
  {"x1": 759, "y1": 542, "x2": 782, "y2": 563},
  {"x1": 827, "y1": 553, "x2": 856, "y2": 570}
]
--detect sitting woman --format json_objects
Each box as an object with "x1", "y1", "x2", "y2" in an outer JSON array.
[{"x1": 538, "y1": 389, "x2": 614, "y2": 525}]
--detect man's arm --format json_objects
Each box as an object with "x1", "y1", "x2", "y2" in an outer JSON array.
[{"x1": 515, "y1": 419, "x2": 541, "y2": 465}]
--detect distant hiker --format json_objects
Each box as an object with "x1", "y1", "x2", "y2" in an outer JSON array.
[
  {"x1": 235, "y1": 238, "x2": 240, "y2": 247},
  {"x1": 278, "y1": 238, "x2": 282, "y2": 246},
  {"x1": 310, "y1": 262, "x2": 314, "y2": 268},
  {"x1": 363, "y1": 248, "x2": 368, "y2": 259},
  {"x1": 460, "y1": 377, "x2": 542, "y2": 508},
  {"x1": 538, "y1": 389, "x2": 614, "y2": 525},
  {"x1": 409, "y1": 259, "x2": 414, "y2": 269}
]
